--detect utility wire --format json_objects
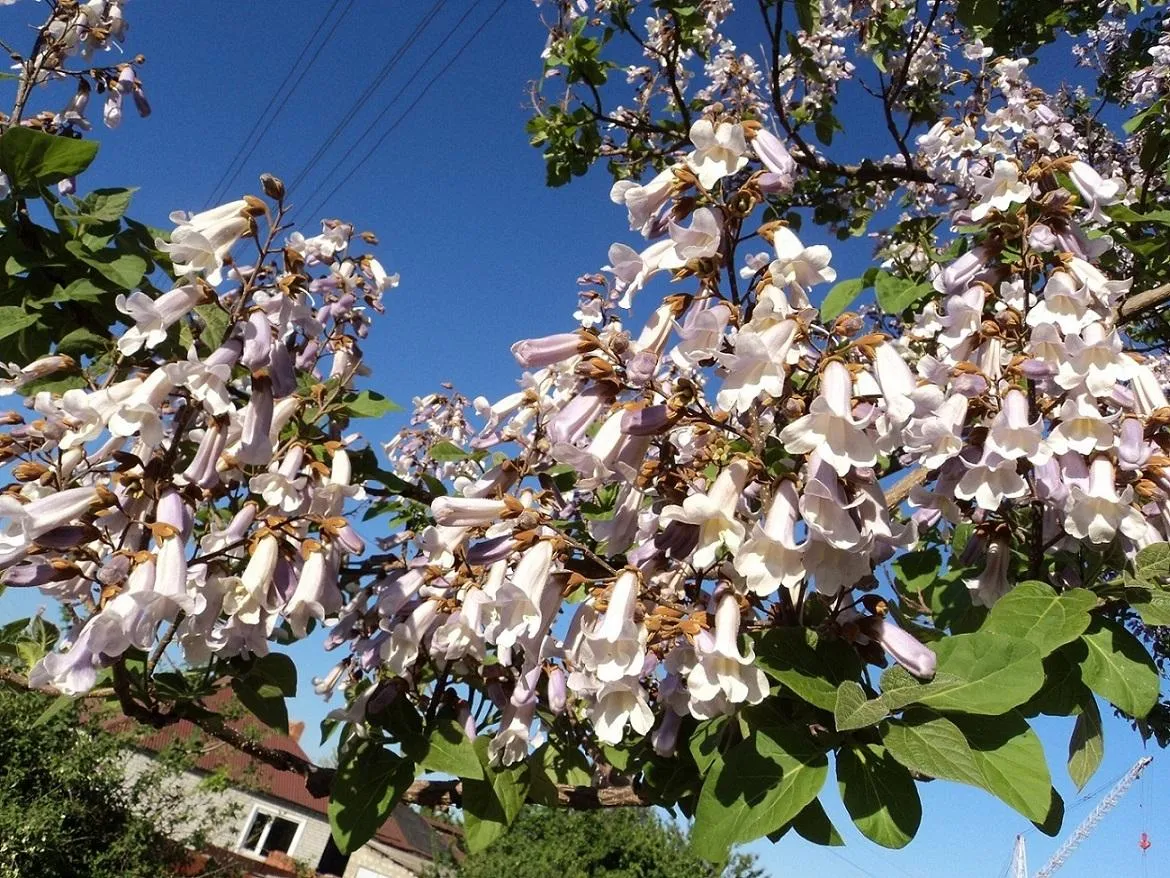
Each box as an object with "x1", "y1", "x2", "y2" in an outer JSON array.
[
  {"x1": 294, "y1": 0, "x2": 480, "y2": 222},
  {"x1": 296, "y1": 0, "x2": 505, "y2": 225},
  {"x1": 286, "y1": 0, "x2": 446, "y2": 197},
  {"x1": 204, "y1": 0, "x2": 354, "y2": 208}
]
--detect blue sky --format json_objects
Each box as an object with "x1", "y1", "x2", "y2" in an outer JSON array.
[{"x1": 0, "y1": 2, "x2": 1165, "y2": 875}]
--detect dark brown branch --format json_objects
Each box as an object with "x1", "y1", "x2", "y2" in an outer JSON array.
[
  {"x1": 757, "y1": 0, "x2": 933, "y2": 186},
  {"x1": 402, "y1": 779, "x2": 650, "y2": 809}
]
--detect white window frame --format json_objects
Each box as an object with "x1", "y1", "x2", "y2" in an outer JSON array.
[{"x1": 235, "y1": 803, "x2": 306, "y2": 859}]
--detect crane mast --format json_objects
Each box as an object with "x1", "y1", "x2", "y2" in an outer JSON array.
[
  {"x1": 1012, "y1": 835, "x2": 1028, "y2": 878},
  {"x1": 1023, "y1": 756, "x2": 1153, "y2": 878}
]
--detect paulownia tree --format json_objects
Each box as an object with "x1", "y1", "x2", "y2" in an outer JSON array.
[{"x1": 1, "y1": 0, "x2": 1170, "y2": 865}]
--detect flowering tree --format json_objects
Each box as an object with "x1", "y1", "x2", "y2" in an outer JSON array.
[{"x1": 2, "y1": 0, "x2": 1170, "y2": 865}]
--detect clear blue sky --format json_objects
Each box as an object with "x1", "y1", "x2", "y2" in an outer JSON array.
[{"x1": 0, "y1": 3, "x2": 1164, "y2": 876}]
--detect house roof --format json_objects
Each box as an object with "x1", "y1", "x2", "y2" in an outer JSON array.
[{"x1": 116, "y1": 688, "x2": 459, "y2": 861}]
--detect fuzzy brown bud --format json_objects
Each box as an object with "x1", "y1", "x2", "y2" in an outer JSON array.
[{"x1": 259, "y1": 173, "x2": 285, "y2": 201}]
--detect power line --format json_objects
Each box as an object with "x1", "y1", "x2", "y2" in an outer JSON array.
[
  {"x1": 286, "y1": 0, "x2": 447, "y2": 197},
  {"x1": 296, "y1": 0, "x2": 505, "y2": 225},
  {"x1": 293, "y1": 0, "x2": 481, "y2": 222},
  {"x1": 824, "y1": 845, "x2": 884, "y2": 878},
  {"x1": 204, "y1": 0, "x2": 354, "y2": 207}
]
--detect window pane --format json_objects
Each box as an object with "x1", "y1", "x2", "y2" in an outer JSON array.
[
  {"x1": 242, "y1": 812, "x2": 271, "y2": 852},
  {"x1": 262, "y1": 816, "x2": 299, "y2": 855}
]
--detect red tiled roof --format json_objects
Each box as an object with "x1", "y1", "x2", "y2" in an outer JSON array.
[{"x1": 115, "y1": 688, "x2": 455, "y2": 859}]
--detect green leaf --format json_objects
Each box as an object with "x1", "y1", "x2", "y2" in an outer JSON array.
[
  {"x1": 834, "y1": 681, "x2": 890, "y2": 731},
  {"x1": 375, "y1": 696, "x2": 426, "y2": 761},
  {"x1": 249, "y1": 652, "x2": 297, "y2": 696},
  {"x1": 1134, "y1": 542, "x2": 1170, "y2": 585},
  {"x1": 689, "y1": 716, "x2": 729, "y2": 776},
  {"x1": 0, "y1": 306, "x2": 40, "y2": 342},
  {"x1": 819, "y1": 277, "x2": 865, "y2": 322},
  {"x1": 883, "y1": 710, "x2": 987, "y2": 791},
  {"x1": 64, "y1": 241, "x2": 146, "y2": 289},
  {"x1": 1125, "y1": 586, "x2": 1170, "y2": 627},
  {"x1": 893, "y1": 548, "x2": 943, "y2": 593},
  {"x1": 981, "y1": 581, "x2": 1096, "y2": 657},
  {"x1": 691, "y1": 727, "x2": 828, "y2": 862},
  {"x1": 1077, "y1": 618, "x2": 1159, "y2": 718},
  {"x1": 788, "y1": 799, "x2": 844, "y2": 847},
  {"x1": 873, "y1": 271, "x2": 933, "y2": 314},
  {"x1": 429, "y1": 441, "x2": 476, "y2": 462},
  {"x1": 756, "y1": 627, "x2": 862, "y2": 711},
  {"x1": 462, "y1": 737, "x2": 530, "y2": 853},
  {"x1": 1031, "y1": 788, "x2": 1065, "y2": 837},
  {"x1": 1123, "y1": 99, "x2": 1164, "y2": 135},
  {"x1": 55, "y1": 327, "x2": 109, "y2": 358},
  {"x1": 1067, "y1": 695, "x2": 1103, "y2": 791},
  {"x1": 952, "y1": 713, "x2": 1054, "y2": 823},
  {"x1": 1027, "y1": 646, "x2": 1091, "y2": 718},
  {"x1": 836, "y1": 743, "x2": 921, "y2": 849},
  {"x1": 230, "y1": 677, "x2": 289, "y2": 733},
  {"x1": 189, "y1": 303, "x2": 231, "y2": 351},
  {"x1": 0, "y1": 127, "x2": 99, "y2": 192},
  {"x1": 71, "y1": 187, "x2": 136, "y2": 224},
  {"x1": 419, "y1": 716, "x2": 484, "y2": 780},
  {"x1": 44, "y1": 278, "x2": 111, "y2": 307},
  {"x1": 32, "y1": 694, "x2": 76, "y2": 728},
  {"x1": 228, "y1": 653, "x2": 296, "y2": 732},
  {"x1": 794, "y1": 0, "x2": 820, "y2": 32},
  {"x1": 328, "y1": 742, "x2": 414, "y2": 854},
  {"x1": 915, "y1": 632, "x2": 1045, "y2": 715},
  {"x1": 527, "y1": 741, "x2": 591, "y2": 806},
  {"x1": 956, "y1": 0, "x2": 999, "y2": 34},
  {"x1": 345, "y1": 389, "x2": 402, "y2": 419}
]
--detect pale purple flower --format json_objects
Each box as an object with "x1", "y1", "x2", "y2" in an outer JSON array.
[
  {"x1": 658, "y1": 458, "x2": 750, "y2": 568},
  {"x1": 779, "y1": 361, "x2": 877, "y2": 476},
  {"x1": 686, "y1": 119, "x2": 748, "y2": 189},
  {"x1": 733, "y1": 480, "x2": 805, "y2": 597}
]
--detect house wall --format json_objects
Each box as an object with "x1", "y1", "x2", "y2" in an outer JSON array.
[
  {"x1": 123, "y1": 751, "x2": 333, "y2": 871},
  {"x1": 343, "y1": 840, "x2": 430, "y2": 878},
  {"x1": 123, "y1": 751, "x2": 436, "y2": 877}
]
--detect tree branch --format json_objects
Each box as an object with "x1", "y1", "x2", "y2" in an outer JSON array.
[
  {"x1": 0, "y1": 667, "x2": 116, "y2": 699},
  {"x1": 885, "y1": 467, "x2": 928, "y2": 508},
  {"x1": 401, "y1": 779, "x2": 651, "y2": 809},
  {"x1": 1117, "y1": 282, "x2": 1170, "y2": 324}
]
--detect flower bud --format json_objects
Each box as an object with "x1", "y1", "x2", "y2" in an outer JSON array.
[{"x1": 260, "y1": 173, "x2": 286, "y2": 201}]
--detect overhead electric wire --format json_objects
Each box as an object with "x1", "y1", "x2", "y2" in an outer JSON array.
[
  {"x1": 296, "y1": 0, "x2": 505, "y2": 224},
  {"x1": 204, "y1": 0, "x2": 354, "y2": 207},
  {"x1": 286, "y1": 0, "x2": 446, "y2": 197},
  {"x1": 293, "y1": 0, "x2": 481, "y2": 221}
]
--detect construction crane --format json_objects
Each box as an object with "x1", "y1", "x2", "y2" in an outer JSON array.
[{"x1": 1009, "y1": 756, "x2": 1152, "y2": 878}]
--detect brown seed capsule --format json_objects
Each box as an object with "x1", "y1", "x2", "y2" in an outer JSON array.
[
  {"x1": 727, "y1": 188, "x2": 757, "y2": 217},
  {"x1": 1133, "y1": 479, "x2": 1166, "y2": 502},
  {"x1": 242, "y1": 194, "x2": 268, "y2": 217},
  {"x1": 833, "y1": 313, "x2": 864, "y2": 336},
  {"x1": 12, "y1": 462, "x2": 49, "y2": 482}
]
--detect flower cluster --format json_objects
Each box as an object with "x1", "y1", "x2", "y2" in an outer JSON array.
[
  {"x1": 0, "y1": 190, "x2": 395, "y2": 695},
  {"x1": 5, "y1": 0, "x2": 1169, "y2": 787},
  {"x1": 317, "y1": 96, "x2": 1169, "y2": 765}
]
